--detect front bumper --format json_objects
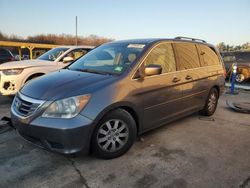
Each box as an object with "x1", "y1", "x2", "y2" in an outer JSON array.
[
  {"x1": 11, "y1": 112, "x2": 94, "y2": 154},
  {"x1": 0, "y1": 72, "x2": 21, "y2": 96}
]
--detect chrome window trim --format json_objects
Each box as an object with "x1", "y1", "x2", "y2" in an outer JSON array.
[{"x1": 17, "y1": 92, "x2": 45, "y2": 105}]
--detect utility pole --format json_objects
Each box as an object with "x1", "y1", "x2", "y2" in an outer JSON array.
[{"x1": 75, "y1": 16, "x2": 78, "y2": 46}]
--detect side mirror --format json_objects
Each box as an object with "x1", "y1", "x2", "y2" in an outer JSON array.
[
  {"x1": 144, "y1": 64, "x2": 162, "y2": 76},
  {"x1": 63, "y1": 56, "x2": 74, "y2": 63}
]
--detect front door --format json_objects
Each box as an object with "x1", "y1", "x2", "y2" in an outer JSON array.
[{"x1": 137, "y1": 42, "x2": 184, "y2": 131}]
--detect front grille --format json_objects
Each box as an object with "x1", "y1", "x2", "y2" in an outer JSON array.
[{"x1": 13, "y1": 93, "x2": 44, "y2": 117}]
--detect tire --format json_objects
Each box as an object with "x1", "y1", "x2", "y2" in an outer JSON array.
[
  {"x1": 91, "y1": 109, "x2": 137, "y2": 159},
  {"x1": 199, "y1": 88, "x2": 219, "y2": 116},
  {"x1": 235, "y1": 74, "x2": 245, "y2": 83}
]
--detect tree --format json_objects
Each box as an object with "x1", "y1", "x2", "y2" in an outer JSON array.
[
  {"x1": 0, "y1": 31, "x2": 113, "y2": 46},
  {"x1": 241, "y1": 42, "x2": 250, "y2": 51},
  {"x1": 217, "y1": 42, "x2": 227, "y2": 52}
]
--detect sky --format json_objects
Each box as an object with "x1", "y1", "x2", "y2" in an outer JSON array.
[{"x1": 0, "y1": 0, "x2": 249, "y2": 45}]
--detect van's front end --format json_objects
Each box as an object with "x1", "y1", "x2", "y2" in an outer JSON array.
[
  {"x1": 11, "y1": 90, "x2": 94, "y2": 154},
  {"x1": 10, "y1": 41, "x2": 147, "y2": 158}
]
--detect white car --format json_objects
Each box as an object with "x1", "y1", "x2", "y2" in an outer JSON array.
[{"x1": 0, "y1": 46, "x2": 94, "y2": 96}]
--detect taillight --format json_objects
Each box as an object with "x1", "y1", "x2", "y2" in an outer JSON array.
[{"x1": 223, "y1": 69, "x2": 227, "y2": 78}]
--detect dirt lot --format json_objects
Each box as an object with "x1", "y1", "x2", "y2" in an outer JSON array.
[{"x1": 0, "y1": 92, "x2": 250, "y2": 188}]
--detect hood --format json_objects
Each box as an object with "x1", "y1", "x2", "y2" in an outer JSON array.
[
  {"x1": 0, "y1": 59, "x2": 54, "y2": 69},
  {"x1": 20, "y1": 69, "x2": 115, "y2": 100}
]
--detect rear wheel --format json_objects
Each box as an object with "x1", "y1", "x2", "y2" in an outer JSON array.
[
  {"x1": 91, "y1": 109, "x2": 137, "y2": 159},
  {"x1": 235, "y1": 74, "x2": 245, "y2": 83},
  {"x1": 199, "y1": 88, "x2": 219, "y2": 116}
]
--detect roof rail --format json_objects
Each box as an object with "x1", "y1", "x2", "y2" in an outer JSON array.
[{"x1": 174, "y1": 36, "x2": 207, "y2": 43}]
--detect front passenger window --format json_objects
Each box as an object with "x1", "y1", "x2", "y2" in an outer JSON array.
[
  {"x1": 64, "y1": 49, "x2": 88, "y2": 61},
  {"x1": 144, "y1": 43, "x2": 176, "y2": 75}
]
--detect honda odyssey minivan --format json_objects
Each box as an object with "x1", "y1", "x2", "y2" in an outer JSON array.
[{"x1": 11, "y1": 37, "x2": 225, "y2": 159}]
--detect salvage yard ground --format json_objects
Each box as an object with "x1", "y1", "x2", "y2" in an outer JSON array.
[{"x1": 0, "y1": 92, "x2": 250, "y2": 188}]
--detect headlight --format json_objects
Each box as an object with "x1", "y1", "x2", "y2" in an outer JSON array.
[
  {"x1": 42, "y1": 95, "x2": 91, "y2": 119},
  {"x1": 2, "y1": 69, "x2": 23, "y2": 75}
]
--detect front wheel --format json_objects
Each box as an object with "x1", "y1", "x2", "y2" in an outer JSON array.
[
  {"x1": 91, "y1": 109, "x2": 137, "y2": 159},
  {"x1": 199, "y1": 88, "x2": 219, "y2": 116}
]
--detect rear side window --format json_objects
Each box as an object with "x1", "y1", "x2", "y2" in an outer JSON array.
[
  {"x1": 144, "y1": 43, "x2": 176, "y2": 74},
  {"x1": 199, "y1": 45, "x2": 220, "y2": 66},
  {"x1": 175, "y1": 43, "x2": 200, "y2": 70}
]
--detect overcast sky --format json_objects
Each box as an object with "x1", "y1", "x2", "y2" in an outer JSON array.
[{"x1": 0, "y1": 0, "x2": 249, "y2": 45}]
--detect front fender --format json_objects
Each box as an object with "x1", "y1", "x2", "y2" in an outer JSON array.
[{"x1": 93, "y1": 101, "x2": 141, "y2": 123}]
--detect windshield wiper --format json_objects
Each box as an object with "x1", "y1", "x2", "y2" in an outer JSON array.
[{"x1": 69, "y1": 68, "x2": 114, "y2": 75}]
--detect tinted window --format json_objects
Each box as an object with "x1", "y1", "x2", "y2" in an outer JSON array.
[
  {"x1": 0, "y1": 49, "x2": 5, "y2": 54},
  {"x1": 175, "y1": 43, "x2": 200, "y2": 70},
  {"x1": 144, "y1": 43, "x2": 176, "y2": 74},
  {"x1": 199, "y1": 45, "x2": 220, "y2": 66},
  {"x1": 0, "y1": 49, "x2": 10, "y2": 56}
]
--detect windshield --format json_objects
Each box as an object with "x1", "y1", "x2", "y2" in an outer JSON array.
[
  {"x1": 38, "y1": 48, "x2": 69, "y2": 61},
  {"x1": 68, "y1": 43, "x2": 145, "y2": 75}
]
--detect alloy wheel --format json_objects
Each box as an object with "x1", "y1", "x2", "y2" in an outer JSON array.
[
  {"x1": 97, "y1": 119, "x2": 129, "y2": 152},
  {"x1": 208, "y1": 92, "x2": 217, "y2": 112},
  {"x1": 235, "y1": 74, "x2": 245, "y2": 83}
]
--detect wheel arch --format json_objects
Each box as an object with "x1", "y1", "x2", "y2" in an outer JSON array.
[
  {"x1": 87, "y1": 102, "x2": 141, "y2": 154},
  {"x1": 212, "y1": 85, "x2": 220, "y2": 95},
  {"x1": 92, "y1": 102, "x2": 141, "y2": 135},
  {"x1": 25, "y1": 72, "x2": 45, "y2": 83}
]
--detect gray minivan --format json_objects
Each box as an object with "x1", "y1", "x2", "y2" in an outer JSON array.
[{"x1": 11, "y1": 37, "x2": 225, "y2": 159}]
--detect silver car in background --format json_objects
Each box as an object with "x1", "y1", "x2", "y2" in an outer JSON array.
[{"x1": 0, "y1": 46, "x2": 94, "y2": 96}]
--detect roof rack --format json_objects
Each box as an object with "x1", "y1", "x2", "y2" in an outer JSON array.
[{"x1": 174, "y1": 36, "x2": 207, "y2": 43}]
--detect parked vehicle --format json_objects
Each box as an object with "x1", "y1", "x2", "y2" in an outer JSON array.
[
  {"x1": 22, "y1": 55, "x2": 30, "y2": 60},
  {"x1": 222, "y1": 52, "x2": 250, "y2": 83},
  {"x1": 0, "y1": 46, "x2": 94, "y2": 96},
  {"x1": 11, "y1": 37, "x2": 225, "y2": 159},
  {"x1": 0, "y1": 48, "x2": 15, "y2": 64}
]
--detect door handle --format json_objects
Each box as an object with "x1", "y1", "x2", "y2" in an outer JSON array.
[
  {"x1": 185, "y1": 75, "x2": 192, "y2": 80},
  {"x1": 172, "y1": 77, "x2": 181, "y2": 83}
]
